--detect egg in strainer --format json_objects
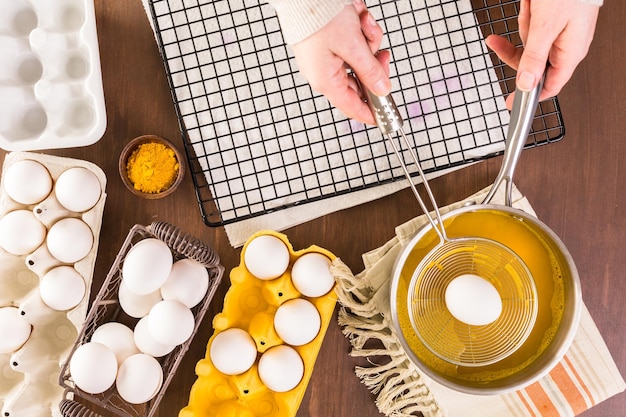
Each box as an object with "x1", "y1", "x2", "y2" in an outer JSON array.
[{"x1": 407, "y1": 237, "x2": 538, "y2": 367}]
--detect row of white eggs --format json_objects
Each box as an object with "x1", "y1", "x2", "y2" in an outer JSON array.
[
  {"x1": 209, "y1": 234, "x2": 335, "y2": 393},
  {"x1": 0, "y1": 159, "x2": 102, "y2": 258},
  {"x1": 2, "y1": 159, "x2": 102, "y2": 212},
  {"x1": 243, "y1": 234, "x2": 335, "y2": 297},
  {"x1": 0, "y1": 160, "x2": 100, "y2": 310},
  {"x1": 210, "y1": 314, "x2": 312, "y2": 394},
  {"x1": 0, "y1": 160, "x2": 103, "y2": 357},
  {"x1": 69, "y1": 238, "x2": 211, "y2": 404}
]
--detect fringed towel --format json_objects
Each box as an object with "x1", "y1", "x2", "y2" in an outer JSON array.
[{"x1": 332, "y1": 184, "x2": 625, "y2": 417}]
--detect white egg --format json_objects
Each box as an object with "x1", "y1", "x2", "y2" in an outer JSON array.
[
  {"x1": 119, "y1": 280, "x2": 162, "y2": 319},
  {"x1": 122, "y1": 238, "x2": 173, "y2": 295},
  {"x1": 0, "y1": 210, "x2": 46, "y2": 255},
  {"x1": 147, "y1": 300, "x2": 194, "y2": 346},
  {"x1": 39, "y1": 266, "x2": 86, "y2": 311},
  {"x1": 46, "y1": 217, "x2": 93, "y2": 263},
  {"x1": 258, "y1": 345, "x2": 304, "y2": 392},
  {"x1": 273, "y1": 298, "x2": 321, "y2": 346},
  {"x1": 209, "y1": 328, "x2": 257, "y2": 375},
  {"x1": 291, "y1": 252, "x2": 334, "y2": 297},
  {"x1": 445, "y1": 274, "x2": 503, "y2": 326},
  {"x1": 116, "y1": 353, "x2": 163, "y2": 404},
  {"x1": 243, "y1": 234, "x2": 290, "y2": 280},
  {"x1": 54, "y1": 167, "x2": 102, "y2": 212},
  {"x1": 69, "y1": 342, "x2": 118, "y2": 394},
  {"x1": 160, "y1": 258, "x2": 209, "y2": 308},
  {"x1": 91, "y1": 322, "x2": 140, "y2": 365},
  {"x1": 3, "y1": 159, "x2": 52, "y2": 205},
  {"x1": 133, "y1": 316, "x2": 175, "y2": 358},
  {"x1": 0, "y1": 307, "x2": 32, "y2": 353}
]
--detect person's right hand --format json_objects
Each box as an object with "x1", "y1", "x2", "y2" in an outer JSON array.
[
  {"x1": 485, "y1": 0, "x2": 599, "y2": 108},
  {"x1": 291, "y1": 0, "x2": 391, "y2": 125}
]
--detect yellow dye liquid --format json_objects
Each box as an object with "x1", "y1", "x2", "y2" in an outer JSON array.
[{"x1": 395, "y1": 209, "x2": 568, "y2": 385}]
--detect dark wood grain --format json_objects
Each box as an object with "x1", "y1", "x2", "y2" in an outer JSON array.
[{"x1": 2, "y1": 0, "x2": 623, "y2": 416}]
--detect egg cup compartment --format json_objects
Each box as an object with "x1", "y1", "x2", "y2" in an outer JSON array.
[
  {"x1": 0, "y1": 0, "x2": 106, "y2": 151},
  {"x1": 179, "y1": 230, "x2": 337, "y2": 417},
  {"x1": 58, "y1": 222, "x2": 224, "y2": 417},
  {"x1": 0, "y1": 151, "x2": 107, "y2": 417}
]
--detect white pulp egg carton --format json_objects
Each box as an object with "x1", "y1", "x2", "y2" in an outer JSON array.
[
  {"x1": 0, "y1": 151, "x2": 106, "y2": 417},
  {"x1": 0, "y1": 0, "x2": 106, "y2": 151}
]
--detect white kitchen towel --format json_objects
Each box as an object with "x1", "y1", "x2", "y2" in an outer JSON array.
[
  {"x1": 142, "y1": 0, "x2": 510, "y2": 247},
  {"x1": 332, "y1": 184, "x2": 626, "y2": 417}
]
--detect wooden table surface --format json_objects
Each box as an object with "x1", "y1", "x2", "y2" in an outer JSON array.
[{"x1": 3, "y1": 0, "x2": 624, "y2": 416}]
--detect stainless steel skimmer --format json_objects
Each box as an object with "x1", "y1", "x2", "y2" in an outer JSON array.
[{"x1": 361, "y1": 78, "x2": 544, "y2": 366}]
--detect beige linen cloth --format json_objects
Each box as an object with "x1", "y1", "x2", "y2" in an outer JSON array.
[{"x1": 330, "y1": 184, "x2": 625, "y2": 417}]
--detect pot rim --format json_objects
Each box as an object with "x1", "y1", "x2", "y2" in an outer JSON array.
[{"x1": 389, "y1": 203, "x2": 582, "y2": 395}]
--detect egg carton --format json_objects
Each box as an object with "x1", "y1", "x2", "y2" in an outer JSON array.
[
  {"x1": 58, "y1": 222, "x2": 225, "y2": 417},
  {"x1": 179, "y1": 230, "x2": 337, "y2": 417},
  {"x1": 0, "y1": 151, "x2": 107, "y2": 417},
  {"x1": 0, "y1": 0, "x2": 106, "y2": 151}
]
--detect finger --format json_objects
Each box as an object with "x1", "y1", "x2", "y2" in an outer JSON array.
[
  {"x1": 515, "y1": 20, "x2": 560, "y2": 91},
  {"x1": 331, "y1": 10, "x2": 390, "y2": 97},
  {"x1": 298, "y1": 61, "x2": 376, "y2": 125},
  {"x1": 360, "y1": 11, "x2": 383, "y2": 54},
  {"x1": 376, "y1": 49, "x2": 391, "y2": 77},
  {"x1": 337, "y1": 37, "x2": 391, "y2": 97},
  {"x1": 352, "y1": 0, "x2": 366, "y2": 14},
  {"x1": 346, "y1": 72, "x2": 360, "y2": 94},
  {"x1": 542, "y1": 9, "x2": 600, "y2": 99},
  {"x1": 540, "y1": 56, "x2": 574, "y2": 100},
  {"x1": 351, "y1": 50, "x2": 391, "y2": 100},
  {"x1": 517, "y1": 0, "x2": 531, "y2": 46},
  {"x1": 504, "y1": 81, "x2": 560, "y2": 109},
  {"x1": 328, "y1": 84, "x2": 377, "y2": 125},
  {"x1": 485, "y1": 34, "x2": 523, "y2": 70}
]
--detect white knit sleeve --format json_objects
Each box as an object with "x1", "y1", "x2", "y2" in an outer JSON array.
[
  {"x1": 578, "y1": 0, "x2": 603, "y2": 5},
  {"x1": 265, "y1": 0, "x2": 351, "y2": 45}
]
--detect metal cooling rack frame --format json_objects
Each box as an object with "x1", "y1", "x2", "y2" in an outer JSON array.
[{"x1": 147, "y1": 0, "x2": 564, "y2": 227}]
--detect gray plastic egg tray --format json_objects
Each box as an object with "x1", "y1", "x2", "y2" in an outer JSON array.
[
  {"x1": 0, "y1": 151, "x2": 107, "y2": 417},
  {"x1": 0, "y1": 0, "x2": 106, "y2": 151}
]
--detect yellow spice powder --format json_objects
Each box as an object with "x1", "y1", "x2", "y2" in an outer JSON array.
[{"x1": 126, "y1": 142, "x2": 179, "y2": 194}]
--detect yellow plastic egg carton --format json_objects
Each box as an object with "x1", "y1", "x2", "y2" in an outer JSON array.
[{"x1": 180, "y1": 230, "x2": 337, "y2": 417}]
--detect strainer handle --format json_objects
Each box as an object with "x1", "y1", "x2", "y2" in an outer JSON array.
[
  {"x1": 359, "y1": 78, "x2": 448, "y2": 241},
  {"x1": 482, "y1": 74, "x2": 545, "y2": 206}
]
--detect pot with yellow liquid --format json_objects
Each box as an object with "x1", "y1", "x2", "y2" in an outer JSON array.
[
  {"x1": 389, "y1": 203, "x2": 582, "y2": 395},
  {"x1": 386, "y1": 80, "x2": 582, "y2": 395}
]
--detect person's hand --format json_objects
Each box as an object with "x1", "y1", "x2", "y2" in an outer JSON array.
[
  {"x1": 485, "y1": 0, "x2": 599, "y2": 108},
  {"x1": 291, "y1": 0, "x2": 391, "y2": 125}
]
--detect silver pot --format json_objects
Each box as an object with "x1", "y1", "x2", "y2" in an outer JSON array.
[
  {"x1": 380, "y1": 76, "x2": 581, "y2": 394},
  {"x1": 389, "y1": 201, "x2": 582, "y2": 395}
]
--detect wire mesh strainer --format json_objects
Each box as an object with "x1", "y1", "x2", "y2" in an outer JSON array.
[
  {"x1": 362, "y1": 74, "x2": 543, "y2": 366},
  {"x1": 407, "y1": 237, "x2": 537, "y2": 366}
]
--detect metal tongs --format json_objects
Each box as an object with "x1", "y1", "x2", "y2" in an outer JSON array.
[{"x1": 360, "y1": 74, "x2": 544, "y2": 237}]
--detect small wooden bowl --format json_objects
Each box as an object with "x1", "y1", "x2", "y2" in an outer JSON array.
[{"x1": 118, "y1": 135, "x2": 185, "y2": 199}]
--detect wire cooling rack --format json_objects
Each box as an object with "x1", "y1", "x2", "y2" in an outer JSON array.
[{"x1": 147, "y1": 0, "x2": 564, "y2": 226}]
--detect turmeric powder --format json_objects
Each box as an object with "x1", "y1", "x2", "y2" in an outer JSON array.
[{"x1": 126, "y1": 142, "x2": 179, "y2": 194}]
